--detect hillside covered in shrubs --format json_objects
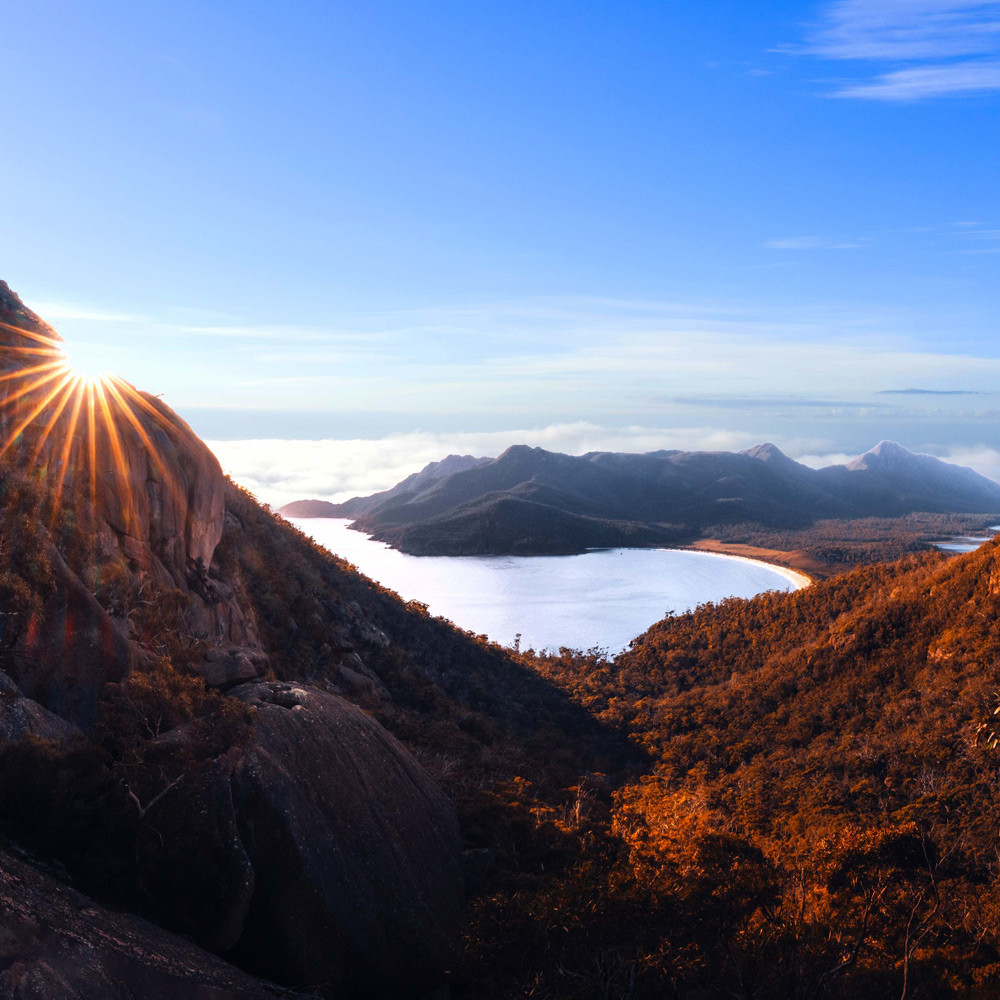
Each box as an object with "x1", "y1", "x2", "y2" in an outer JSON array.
[
  {"x1": 513, "y1": 541, "x2": 1000, "y2": 998},
  {"x1": 3, "y1": 282, "x2": 1000, "y2": 999}
]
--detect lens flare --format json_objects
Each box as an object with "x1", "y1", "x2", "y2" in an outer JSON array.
[
  {"x1": 61, "y1": 341, "x2": 113, "y2": 388},
  {"x1": 0, "y1": 318, "x2": 182, "y2": 532}
]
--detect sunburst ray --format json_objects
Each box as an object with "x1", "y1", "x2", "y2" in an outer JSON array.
[
  {"x1": 0, "y1": 371, "x2": 76, "y2": 460},
  {"x1": 50, "y1": 381, "x2": 88, "y2": 520},
  {"x1": 104, "y1": 376, "x2": 188, "y2": 518},
  {"x1": 93, "y1": 378, "x2": 139, "y2": 535},
  {"x1": 29, "y1": 379, "x2": 78, "y2": 466},
  {"x1": 0, "y1": 322, "x2": 182, "y2": 542}
]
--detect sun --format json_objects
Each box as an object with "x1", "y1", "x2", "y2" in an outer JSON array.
[
  {"x1": 0, "y1": 320, "x2": 183, "y2": 532},
  {"x1": 60, "y1": 341, "x2": 112, "y2": 387},
  {"x1": 67, "y1": 368, "x2": 108, "y2": 389}
]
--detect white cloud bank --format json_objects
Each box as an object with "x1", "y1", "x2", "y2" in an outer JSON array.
[
  {"x1": 207, "y1": 425, "x2": 1000, "y2": 510},
  {"x1": 208, "y1": 425, "x2": 776, "y2": 508}
]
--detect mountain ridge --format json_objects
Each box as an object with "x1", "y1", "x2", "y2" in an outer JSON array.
[{"x1": 279, "y1": 440, "x2": 1000, "y2": 557}]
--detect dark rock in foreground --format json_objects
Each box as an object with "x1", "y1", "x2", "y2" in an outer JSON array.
[
  {"x1": 228, "y1": 682, "x2": 465, "y2": 998},
  {"x1": 139, "y1": 682, "x2": 465, "y2": 998},
  {"x1": 0, "y1": 670, "x2": 81, "y2": 745},
  {"x1": 0, "y1": 844, "x2": 288, "y2": 1000}
]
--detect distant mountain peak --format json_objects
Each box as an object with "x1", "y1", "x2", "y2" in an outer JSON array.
[
  {"x1": 437, "y1": 453, "x2": 479, "y2": 464},
  {"x1": 842, "y1": 441, "x2": 1000, "y2": 491},
  {"x1": 846, "y1": 440, "x2": 921, "y2": 472},
  {"x1": 870, "y1": 440, "x2": 910, "y2": 458},
  {"x1": 743, "y1": 442, "x2": 791, "y2": 463},
  {"x1": 414, "y1": 453, "x2": 489, "y2": 477},
  {"x1": 307, "y1": 437, "x2": 1000, "y2": 555}
]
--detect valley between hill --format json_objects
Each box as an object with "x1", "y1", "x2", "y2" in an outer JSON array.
[
  {"x1": 5, "y1": 282, "x2": 1000, "y2": 1000},
  {"x1": 683, "y1": 510, "x2": 999, "y2": 580}
]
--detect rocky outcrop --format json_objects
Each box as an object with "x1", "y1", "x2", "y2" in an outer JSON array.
[
  {"x1": 229, "y1": 683, "x2": 464, "y2": 997},
  {"x1": 137, "y1": 754, "x2": 256, "y2": 954},
  {"x1": 0, "y1": 282, "x2": 267, "y2": 705},
  {"x1": 0, "y1": 671, "x2": 80, "y2": 745},
  {"x1": 0, "y1": 843, "x2": 290, "y2": 1000},
  {"x1": 139, "y1": 683, "x2": 465, "y2": 998},
  {"x1": 0, "y1": 284, "x2": 470, "y2": 997},
  {"x1": 11, "y1": 542, "x2": 138, "y2": 727},
  {"x1": 81, "y1": 384, "x2": 265, "y2": 676}
]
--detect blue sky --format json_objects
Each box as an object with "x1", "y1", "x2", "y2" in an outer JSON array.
[{"x1": 3, "y1": 1, "x2": 999, "y2": 503}]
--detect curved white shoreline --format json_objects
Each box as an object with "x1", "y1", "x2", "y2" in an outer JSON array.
[{"x1": 672, "y1": 548, "x2": 812, "y2": 592}]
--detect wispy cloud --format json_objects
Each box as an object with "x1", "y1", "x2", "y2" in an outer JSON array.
[
  {"x1": 877, "y1": 387, "x2": 984, "y2": 395},
  {"x1": 805, "y1": 0, "x2": 1000, "y2": 61},
  {"x1": 763, "y1": 236, "x2": 865, "y2": 249},
  {"x1": 168, "y1": 323, "x2": 382, "y2": 343},
  {"x1": 953, "y1": 226, "x2": 1000, "y2": 252},
  {"x1": 32, "y1": 302, "x2": 146, "y2": 323},
  {"x1": 671, "y1": 395, "x2": 852, "y2": 408},
  {"x1": 30, "y1": 292, "x2": 1000, "y2": 424},
  {"x1": 793, "y1": 0, "x2": 1000, "y2": 99},
  {"x1": 835, "y1": 59, "x2": 1000, "y2": 98}
]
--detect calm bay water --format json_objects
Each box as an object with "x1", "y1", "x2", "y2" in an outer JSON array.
[
  {"x1": 290, "y1": 518, "x2": 806, "y2": 655},
  {"x1": 932, "y1": 526, "x2": 1000, "y2": 553}
]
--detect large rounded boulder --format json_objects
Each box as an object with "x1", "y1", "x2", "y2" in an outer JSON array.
[
  {"x1": 227, "y1": 682, "x2": 465, "y2": 998},
  {"x1": 141, "y1": 682, "x2": 465, "y2": 998}
]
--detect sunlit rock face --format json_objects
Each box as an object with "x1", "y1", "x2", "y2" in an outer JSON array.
[
  {"x1": 0, "y1": 281, "x2": 226, "y2": 586},
  {"x1": 89, "y1": 390, "x2": 227, "y2": 587},
  {"x1": 0, "y1": 282, "x2": 266, "y2": 718},
  {"x1": 0, "y1": 283, "x2": 467, "y2": 997}
]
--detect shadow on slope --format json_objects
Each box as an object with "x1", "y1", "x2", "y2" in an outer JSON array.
[{"x1": 224, "y1": 481, "x2": 645, "y2": 792}]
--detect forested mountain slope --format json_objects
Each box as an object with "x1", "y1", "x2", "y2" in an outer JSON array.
[{"x1": 522, "y1": 538, "x2": 1000, "y2": 998}]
